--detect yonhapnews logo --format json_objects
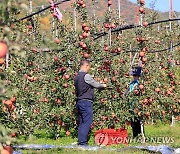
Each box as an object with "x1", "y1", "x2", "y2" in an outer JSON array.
[{"x1": 95, "y1": 133, "x2": 175, "y2": 145}]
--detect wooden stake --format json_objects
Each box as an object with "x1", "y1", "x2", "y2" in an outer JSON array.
[
  {"x1": 52, "y1": 18, "x2": 55, "y2": 36},
  {"x1": 102, "y1": 27, "x2": 104, "y2": 45},
  {"x1": 29, "y1": 0, "x2": 32, "y2": 14},
  {"x1": 118, "y1": 0, "x2": 121, "y2": 20},
  {"x1": 140, "y1": 121, "x2": 145, "y2": 143},
  {"x1": 171, "y1": 115, "x2": 175, "y2": 127},
  {"x1": 169, "y1": 0, "x2": 175, "y2": 66},
  {"x1": 93, "y1": 9, "x2": 96, "y2": 26},
  {"x1": 108, "y1": 6, "x2": 111, "y2": 46},
  {"x1": 109, "y1": 28, "x2": 112, "y2": 46},
  {"x1": 74, "y1": 7, "x2": 77, "y2": 32}
]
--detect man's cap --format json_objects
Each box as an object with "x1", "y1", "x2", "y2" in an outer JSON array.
[
  {"x1": 80, "y1": 58, "x2": 93, "y2": 66},
  {"x1": 130, "y1": 66, "x2": 142, "y2": 76}
]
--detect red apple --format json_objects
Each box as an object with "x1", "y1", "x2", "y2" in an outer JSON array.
[
  {"x1": 79, "y1": 35, "x2": 83, "y2": 39},
  {"x1": 56, "y1": 98, "x2": 61, "y2": 104},
  {"x1": 10, "y1": 104, "x2": 16, "y2": 111},
  {"x1": 2, "y1": 146, "x2": 13, "y2": 154},
  {"x1": 82, "y1": 23, "x2": 87, "y2": 28},
  {"x1": 82, "y1": 43, "x2": 87, "y2": 49},
  {"x1": 108, "y1": 0, "x2": 112, "y2": 6},
  {"x1": 139, "y1": 7, "x2": 145, "y2": 13},
  {"x1": 114, "y1": 70, "x2": 119, "y2": 75},
  {"x1": 113, "y1": 94, "x2": 117, "y2": 99},
  {"x1": 104, "y1": 46, "x2": 108, "y2": 51},
  {"x1": 145, "y1": 111, "x2": 150, "y2": 117},
  {"x1": 136, "y1": 37, "x2": 145, "y2": 42},
  {"x1": 55, "y1": 39, "x2": 60, "y2": 44},
  {"x1": 168, "y1": 88, "x2": 173, "y2": 92},
  {"x1": 161, "y1": 110, "x2": 165, "y2": 115},
  {"x1": 142, "y1": 47, "x2": 148, "y2": 52},
  {"x1": 33, "y1": 109, "x2": 38, "y2": 113},
  {"x1": 28, "y1": 25, "x2": 33, "y2": 30},
  {"x1": 63, "y1": 74, "x2": 70, "y2": 80},
  {"x1": 82, "y1": 3, "x2": 86, "y2": 8},
  {"x1": 155, "y1": 87, "x2": 160, "y2": 93},
  {"x1": 4, "y1": 100, "x2": 12, "y2": 107},
  {"x1": 143, "y1": 21, "x2": 148, "y2": 27},
  {"x1": 0, "y1": 42, "x2": 8, "y2": 58},
  {"x1": 84, "y1": 26, "x2": 89, "y2": 31},
  {"x1": 63, "y1": 83, "x2": 68, "y2": 88},
  {"x1": 139, "y1": 84, "x2": 144, "y2": 90},
  {"x1": 0, "y1": 58, "x2": 5, "y2": 65},
  {"x1": 78, "y1": 0, "x2": 84, "y2": 5},
  {"x1": 140, "y1": 0, "x2": 145, "y2": 5},
  {"x1": 103, "y1": 78, "x2": 108, "y2": 83},
  {"x1": 66, "y1": 131, "x2": 70, "y2": 136},
  {"x1": 111, "y1": 23, "x2": 116, "y2": 29},
  {"x1": 126, "y1": 121, "x2": 131, "y2": 126},
  {"x1": 155, "y1": 40, "x2": 160, "y2": 44},
  {"x1": 141, "y1": 57, "x2": 147, "y2": 62},
  {"x1": 117, "y1": 47, "x2": 122, "y2": 53},
  {"x1": 82, "y1": 32, "x2": 87, "y2": 38},
  {"x1": 83, "y1": 53, "x2": 89, "y2": 58},
  {"x1": 112, "y1": 76, "x2": 117, "y2": 82},
  {"x1": 143, "y1": 98, "x2": 148, "y2": 104},
  {"x1": 139, "y1": 51, "x2": 145, "y2": 57},
  {"x1": 11, "y1": 132, "x2": 16, "y2": 137},
  {"x1": 57, "y1": 119, "x2": 62, "y2": 125},
  {"x1": 111, "y1": 113, "x2": 116, "y2": 118},
  {"x1": 79, "y1": 41, "x2": 84, "y2": 47},
  {"x1": 86, "y1": 32, "x2": 90, "y2": 37},
  {"x1": 53, "y1": 56, "x2": 58, "y2": 61},
  {"x1": 104, "y1": 23, "x2": 110, "y2": 28}
]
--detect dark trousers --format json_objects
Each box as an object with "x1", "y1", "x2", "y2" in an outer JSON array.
[
  {"x1": 131, "y1": 118, "x2": 142, "y2": 138},
  {"x1": 76, "y1": 100, "x2": 93, "y2": 145}
]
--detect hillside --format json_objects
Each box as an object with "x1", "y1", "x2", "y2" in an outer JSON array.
[
  {"x1": 22, "y1": 0, "x2": 147, "y2": 23},
  {"x1": 21, "y1": 0, "x2": 179, "y2": 24}
]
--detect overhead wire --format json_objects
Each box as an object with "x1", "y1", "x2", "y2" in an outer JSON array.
[{"x1": 93, "y1": 18, "x2": 180, "y2": 40}]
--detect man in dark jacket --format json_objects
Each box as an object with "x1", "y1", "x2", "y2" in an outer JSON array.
[{"x1": 74, "y1": 59, "x2": 107, "y2": 146}]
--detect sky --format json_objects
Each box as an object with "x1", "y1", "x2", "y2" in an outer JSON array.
[{"x1": 129, "y1": 0, "x2": 180, "y2": 12}]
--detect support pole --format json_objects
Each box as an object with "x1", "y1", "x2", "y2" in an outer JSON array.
[
  {"x1": 109, "y1": 28, "x2": 112, "y2": 46},
  {"x1": 171, "y1": 115, "x2": 175, "y2": 127},
  {"x1": 169, "y1": 0, "x2": 175, "y2": 126},
  {"x1": 5, "y1": 50, "x2": 9, "y2": 69},
  {"x1": 139, "y1": 1, "x2": 145, "y2": 142},
  {"x1": 102, "y1": 27, "x2": 104, "y2": 45},
  {"x1": 169, "y1": 0, "x2": 172, "y2": 31},
  {"x1": 169, "y1": 0, "x2": 174, "y2": 65},
  {"x1": 74, "y1": 7, "x2": 77, "y2": 32},
  {"x1": 29, "y1": 0, "x2": 32, "y2": 14},
  {"x1": 52, "y1": 18, "x2": 55, "y2": 36},
  {"x1": 93, "y1": 9, "x2": 96, "y2": 26},
  {"x1": 93, "y1": 1, "x2": 97, "y2": 26},
  {"x1": 141, "y1": 121, "x2": 145, "y2": 143},
  {"x1": 118, "y1": 0, "x2": 121, "y2": 20},
  {"x1": 169, "y1": 0, "x2": 173, "y2": 19},
  {"x1": 108, "y1": 6, "x2": 111, "y2": 46}
]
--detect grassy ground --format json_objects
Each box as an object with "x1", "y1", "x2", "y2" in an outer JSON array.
[{"x1": 16, "y1": 122, "x2": 180, "y2": 154}]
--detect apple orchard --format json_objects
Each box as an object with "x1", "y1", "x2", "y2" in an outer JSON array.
[{"x1": 0, "y1": 0, "x2": 180, "y2": 139}]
